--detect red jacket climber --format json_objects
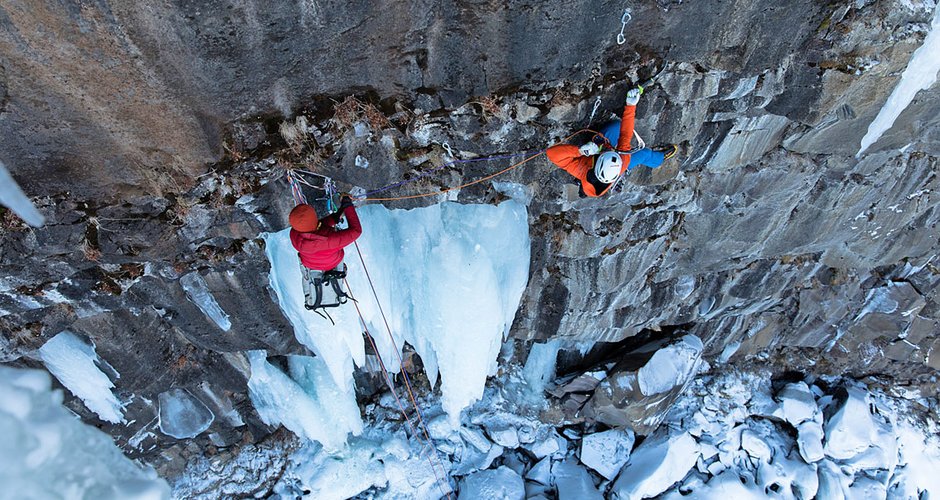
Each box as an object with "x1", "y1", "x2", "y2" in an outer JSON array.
[
  {"x1": 289, "y1": 196, "x2": 362, "y2": 271},
  {"x1": 547, "y1": 88, "x2": 641, "y2": 197}
]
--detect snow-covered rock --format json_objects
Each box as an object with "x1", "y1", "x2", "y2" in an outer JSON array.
[
  {"x1": 610, "y1": 431, "x2": 699, "y2": 499},
  {"x1": 580, "y1": 428, "x2": 636, "y2": 480},
  {"x1": 157, "y1": 387, "x2": 214, "y2": 439},
  {"x1": 552, "y1": 459, "x2": 603, "y2": 500},
  {"x1": 457, "y1": 466, "x2": 525, "y2": 500},
  {"x1": 526, "y1": 427, "x2": 562, "y2": 459},
  {"x1": 740, "y1": 428, "x2": 772, "y2": 462},
  {"x1": 796, "y1": 421, "x2": 825, "y2": 463},
  {"x1": 773, "y1": 382, "x2": 818, "y2": 426},
  {"x1": 824, "y1": 386, "x2": 875, "y2": 459},
  {"x1": 637, "y1": 335, "x2": 703, "y2": 396},
  {"x1": 485, "y1": 425, "x2": 520, "y2": 449}
]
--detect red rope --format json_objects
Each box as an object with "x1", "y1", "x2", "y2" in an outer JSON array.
[{"x1": 344, "y1": 279, "x2": 453, "y2": 499}]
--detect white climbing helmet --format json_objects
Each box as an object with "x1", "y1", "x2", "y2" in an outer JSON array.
[{"x1": 594, "y1": 151, "x2": 623, "y2": 184}]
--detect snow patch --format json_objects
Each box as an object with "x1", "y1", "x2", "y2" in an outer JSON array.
[
  {"x1": 0, "y1": 366, "x2": 168, "y2": 498},
  {"x1": 857, "y1": 5, "x2": 940, "y2": 156}
]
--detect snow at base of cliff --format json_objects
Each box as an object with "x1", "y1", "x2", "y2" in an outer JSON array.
[
  {"x1": 172, "y1": 364, "x2": 940, "y2": 500},
  {"x1": 0, "y1": 366, "x2": 169, "y2": 499}
]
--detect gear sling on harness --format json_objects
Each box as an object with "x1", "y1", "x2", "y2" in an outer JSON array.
[{"x1": 300, "y1": 263, "x2": 353, "y2": 324}]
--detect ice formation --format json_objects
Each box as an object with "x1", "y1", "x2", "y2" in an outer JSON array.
[
  {"x1": 180, "y1": 272, "x2": 232, "y2": 331},
  {"x1": 37, "y1": 330, "x2": 124, "y2": 423},
  {"x1": 857, "y1": 5, "x2": 940, "y2": 156},
  {"x1": 0, "y1": 366, "x2": 169, "y2": 499},
  {"x1": 157, "y1": 388, "x2": 215, "y2": 439},
  {"x1": 262, "y1": 200, "x2": 530, "y2": 426},
  {"x1": 0, "y1": 160, "x2": 45, "y2": 227},
  {"x1": 246, "y1": 351, "x2": 363, "y2": 451}
]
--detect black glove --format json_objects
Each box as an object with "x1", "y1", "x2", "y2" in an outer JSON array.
[{"x1": 339, "y1": 195, "x2": 354, "y2": 210}]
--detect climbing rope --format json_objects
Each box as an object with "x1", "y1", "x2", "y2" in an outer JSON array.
[
  {"x1": 344, "y1": 278, "x2": 454, "y2": 499},
  {"x1": 357, "y1": 129, "x2": 606, "y2": 202},
  {"x1": 286, "y1": 170, "x2": 309, "y2": 205},
  {"x1": 362, "y1": 151, "x2": 539, "y2": 199}
]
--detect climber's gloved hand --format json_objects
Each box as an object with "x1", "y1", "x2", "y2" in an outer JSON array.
[
  {"x1": 579, "y1": 142, "x2": 602, "y2": 156},
  {"x1": 625, "y1": 88, "x2": 642, "y2": 106},
  {"x1": 339, "y1": 195, "x2": 355, "y2": 210}
]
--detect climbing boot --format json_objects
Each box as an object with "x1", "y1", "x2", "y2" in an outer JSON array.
[{"x1": 652, "y1": 144, "x2": 678, "y2": 160}]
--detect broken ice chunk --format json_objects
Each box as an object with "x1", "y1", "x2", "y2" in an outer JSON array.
[
  {"x1": 157, "y1": 388, "x2": 214, "y2": 439},
  {"x1": 580, "y1": 429, "x2": 636, "y2": 480},
  {"x1": 552, "y1": 459, "x2": 603, "y2": 500},
  {"x1": 526, "y1": 458, "x2": 552, "y2": 485},
  {"x1": 457, "y1": 466, "x2": 524, "y2": 500}
]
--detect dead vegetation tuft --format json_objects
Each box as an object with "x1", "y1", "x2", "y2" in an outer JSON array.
[
  {"x1": 331, "y1": 96, "x2": 393, "y2": 132},
  {"x1": 471, "y1": 95, "x2": 503, "y2": 119}
]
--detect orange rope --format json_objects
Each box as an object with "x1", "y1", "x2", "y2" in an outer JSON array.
[{"x1": 363, "y1": 129, "x2": 600, "y2": 203}]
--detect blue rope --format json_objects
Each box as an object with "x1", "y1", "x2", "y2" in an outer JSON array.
[{"x1": 360, "y1": 151, "x2": 542, "y2": 198}]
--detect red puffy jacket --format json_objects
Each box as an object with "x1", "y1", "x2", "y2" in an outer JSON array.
[
  {"x1": 290, "y1": 206, "x2": 363, "y2": 270},
  {"x1": 546, "y1": 104, "x2": 636, "y2": 197}
]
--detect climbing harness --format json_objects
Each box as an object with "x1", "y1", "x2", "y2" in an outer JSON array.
[
  {"x1": 301, "y1": 264, "x2": 353, "y2": 325},
  {"x1": 617, "y1": 9, "x2": 632, "y2": 45}
]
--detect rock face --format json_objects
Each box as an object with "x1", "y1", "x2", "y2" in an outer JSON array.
[{"x1": 2, "y1": 0, "x2": 940, "y2": 481}]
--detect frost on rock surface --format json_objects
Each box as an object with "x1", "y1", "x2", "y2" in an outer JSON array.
[
  {"x1": 180, "y1": 272, "x2": 232, "y2": 331},
  {"x1": 858, "y1": 5, "x2": 940, "y2": 156},
  {"x1": 0, "y1": 366, "x2": 169, "y2": 499},
  {"x1": 552, "y1": 459, "x2": 603, "y2": 500},
  {"x1": 246, "y1": 350, "x2": 362, "y2": 451},
  {"x1": 262, "y1": 201, "x2": 530, "y2": 423},
  {"x1": 610, "y1": 431, "x2": 699, "y2": 499},
  {"x1": 0, "y1": 160, "x2": 45, "y2": 227},
  {"x1": 636, "y1": 335, "x2": 703, "y2": 396},
  {"x1": 157, "y1": 388, "x2": 214, "y2": 439},
  {"x1": 580, "y1": 429, "x2": 635, "y2": 480},
  {"x1": 37, "y1": 330, "x2": 124, "y2": 423}
]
